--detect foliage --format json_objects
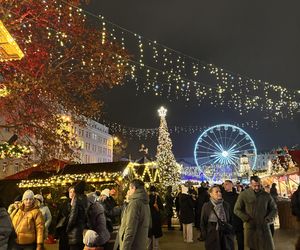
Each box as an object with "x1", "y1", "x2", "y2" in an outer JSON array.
[
  {"x1": 0, "y1": 0, "x2": 130, "y2": 162},
  {"x1": 112, "y1": 135, "x2": 128, "y2": 161}
]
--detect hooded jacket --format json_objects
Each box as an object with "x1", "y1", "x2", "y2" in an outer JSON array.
[
  {"x1": 10, "y1": 202, "x2": 44, "y2": 245},
  {"x1": 0, "y1": 207, "x2": 13, "y2": 249},
  {"x1": 118, "y1": 188, "x2": 150, "y2": 250}
]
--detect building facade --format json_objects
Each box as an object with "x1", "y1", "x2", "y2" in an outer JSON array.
[
  {"x1": 0, "y1": 119, "x2": 113, "y2": 179},
  {"x1": 73, "y1": 120, "x2": 113, "y2": 164}
]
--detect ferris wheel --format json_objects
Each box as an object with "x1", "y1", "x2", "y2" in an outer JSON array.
[{"x1": 194, "y1": 124, "x2": 257, "y2": 182}]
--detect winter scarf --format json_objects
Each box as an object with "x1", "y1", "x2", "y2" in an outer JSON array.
[{"x1": 208, "y1": 198, "x2": 227, "y2": 223}]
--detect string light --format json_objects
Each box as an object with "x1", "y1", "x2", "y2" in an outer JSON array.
[
  {"x1": 102, "y1": 120, "x2": 259, "y2": 139},
  {"x1": 17, "y1": 161, "x2": 161, "y2": 188},
  {"x1": 0, "y1": 84, "x2": 10, "y2": 97},
  {"x1": 2, "y1": 1, "x2": 299, "y2": 122},
  {"x1": 60, "y1": 1, "x2": 299, "y2": 120},
  {"x1": 0, "y1": 143, "x2": 31, "y2": 159}
]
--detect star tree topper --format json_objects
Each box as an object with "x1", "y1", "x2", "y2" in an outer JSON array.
[{"x1": 158, "y1": 106, "x2": 167, "y2": 117}]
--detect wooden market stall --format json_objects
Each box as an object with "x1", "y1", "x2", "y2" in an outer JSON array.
[{"x1": 261, "y1": 149, "x2": 300, "y2": 229}]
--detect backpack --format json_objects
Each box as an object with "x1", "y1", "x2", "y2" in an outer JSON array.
[{"x1": 291, "y1": 190, "x2": 300, "y2": 217}]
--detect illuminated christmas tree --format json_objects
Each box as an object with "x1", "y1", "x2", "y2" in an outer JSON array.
[{"x1": 156, "y1": 107, "x2": 181, "y2": 187}]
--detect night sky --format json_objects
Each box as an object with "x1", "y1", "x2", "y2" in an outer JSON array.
[{"x1": 86, "y1": 0, "x2": 300, "y2": 159}]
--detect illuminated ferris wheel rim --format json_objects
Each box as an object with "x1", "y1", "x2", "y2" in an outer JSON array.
[{"x1": 193, "y1": 123, "x2": 257, "y2": 171}]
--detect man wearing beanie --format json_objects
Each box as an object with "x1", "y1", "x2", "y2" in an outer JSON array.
[{"x1": 10, "y1": 189, "x2": 44, "y2": 250}]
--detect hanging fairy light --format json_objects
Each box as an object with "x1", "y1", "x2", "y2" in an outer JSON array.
[
  {"x1": 102, "y1": 120, "x2": 259, "y2": 140},
  {"x1": 56, "y1": 2, "x2": 299, "y2": 120},
  {"x1": 3, "y1": 0, "x2": 299, "y2": 121},
  {"x1": 0, "y1": 142, "x2": 31, "y2": 159}
]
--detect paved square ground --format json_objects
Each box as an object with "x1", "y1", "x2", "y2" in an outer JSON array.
[{"x1": 45, "y1": 227, "x2": 298, "y2": 250}]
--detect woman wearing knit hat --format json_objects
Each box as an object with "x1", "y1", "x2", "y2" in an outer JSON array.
[
  {"x1": 34, "y1": 194, "x2": 52, "y2": 241},
  {"x1": 10, "y1": 189, "x2": 44, "y2": 250},
  {"x1": 83, "y1": 192, "x2": 110, "y2": 249}
]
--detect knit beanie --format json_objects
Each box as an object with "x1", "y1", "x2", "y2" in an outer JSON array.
[
  {"x1": 181, "y1": 185, "x2": 189, "y2": 195},
  {"x1": 22, "y1": 190, "x2": 34, "y2": 200},
  {"x1": 100, "y1": 188, "x2": 110, "y2": 197},
  {"x1": 83, "y1": 229, "x2": 99, "y2": 247},
  {"x1": 34, "y1": 194, "x2": 44, "y2": 203}
]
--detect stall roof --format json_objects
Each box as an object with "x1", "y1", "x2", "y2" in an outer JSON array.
[
  {"x1": 57, "y1": 161, "x2": 130, "y2": 175},
  {"x1": 4, "y1": 159, "x2": 68, "y2": 180}
]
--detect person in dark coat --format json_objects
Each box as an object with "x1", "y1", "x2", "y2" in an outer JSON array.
[
  {"x1": 175, "y1": 188, "x2": 183, "y2": 231},
  {"x1": 291, "y1": 185, "x2": 300, "y2": 250},
  {"x1": 201, "y1": 184, "x2": 234, "y2": 250},
  {"x1": 148, "y1": 186, "x2": 163, "y2": 250},
  {"x1": 164, "y1": 186, "x2": 174, "y2": 230},
  {"x1": 195, "y1": 183, "x2": 209, "y2": 240},
  {"x1": 85, "y1": 192, "x2": 110, "y2": 249},
  {"x1": 0, "y1": 198, "x2": 13, "y2": 250},
  {"x1": 222, "y1": 180, "x2": 244, "y2": 250},
  {"x1": 55, "y1": 189, "x2": 71, "y2": 250},
  {"x1": 270, "y1": 183, "x2": 279, "y2": 202},
  {"x1": 264, "y1": 185, "x2": 275, "y2": 237},
  {"x1": 234, "y1": 176, "x2": 277, "y2": 250},
  {"x1": 100, "y1": 189, "x2": 121, "y2": 233},
  {"x1": 179, "y1": 185, "x2": 195, "y2": 243},
  {"x1": 67, "y1": 181, "x2": 88, "y2": 250}
]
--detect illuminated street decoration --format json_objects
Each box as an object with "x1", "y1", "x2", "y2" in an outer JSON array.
[
  {"x1": 103, "y1": 119, "x2": 259, "y2": 139},
  {"x1": 156, "y1": 106, "x2": 181, "y2": 187},
  {"x1": 194, "y1": 124, "x2": 257, "y2": 182},
  {"x1": 0, "y1": 142, "x2": 31, "y2": 159},
  {"x1": 0, "y1": 20, "x2": 24, "y2": 62},
  {"x1": 17, "y1": 161, "x2": 160, "y2": 188},
  {"x1": 63, "y1": 2, "x2": 300, "y2": 120}
]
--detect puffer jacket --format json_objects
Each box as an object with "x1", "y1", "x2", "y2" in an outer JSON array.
[
  {"x1": 66, "y1": 194, "x2": 88, "y2": 245},
  {"x1": 87, "y1": 200, "x2": 110, "y2": 246},
  {"x1": 0, "y1": 207, "x2": 13, "y2": 250},
  {"x1": 39, "y1": 204, "x2": 52, "y2": 238},
  {"x1": 10, "y1": 202, "x2": 44, "y2": 245}
]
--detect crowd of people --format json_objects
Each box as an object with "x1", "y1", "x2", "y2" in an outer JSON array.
[{"x1": 0, "y1": 176, "x2": 299, "y2": 250}]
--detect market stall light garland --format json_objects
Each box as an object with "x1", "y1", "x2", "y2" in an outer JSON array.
[
  {"x1": 17, "y1": 172, "x2": 123, "y2": 188},
  {"x1": 17, "y1": 161, "x2": 161, "y2": 188},
  {"x1": 0, "y1": 142, "x2": 31, "y2": 159}
]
